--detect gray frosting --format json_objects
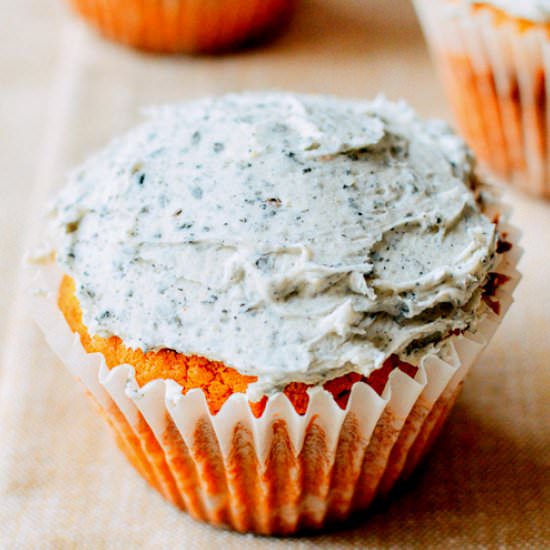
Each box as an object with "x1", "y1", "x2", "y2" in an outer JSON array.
[{"x1": 49, "y1": 92, "x2": 497, "y2": 397}]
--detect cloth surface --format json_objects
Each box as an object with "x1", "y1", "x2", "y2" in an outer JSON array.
[{"x1": 1, "y1": 0, "x2": 549, "y2": 548}]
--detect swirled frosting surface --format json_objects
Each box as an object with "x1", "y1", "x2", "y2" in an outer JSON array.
[{"x1": 50, "y1": 93, "x2": 497, "y2": 396}]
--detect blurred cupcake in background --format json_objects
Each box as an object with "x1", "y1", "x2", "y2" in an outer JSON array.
[
  {"x1": 414, "y1": 0, "x2": 550, "y2": 197},
  {"x1": 66, "y1": 0, "x2": 297, "y2": 53}
]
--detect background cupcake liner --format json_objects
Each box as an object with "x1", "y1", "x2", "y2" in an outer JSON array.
[
  {"x1": 67, "y1": 0, "x2": 297, "y2": 53},
  {"x1": 414, "y1": 0, "x2": 550, "y2": 197},
  {"x1": 27, "y1": 220, "x2": 520, "y2": 535}
]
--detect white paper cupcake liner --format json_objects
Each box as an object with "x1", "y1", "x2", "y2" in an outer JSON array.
[
  {"x1": 26, "y1": 219, "x2": 521, "y2": 535},
  {"x1": 414, "y1": 0, "x2": 550, "y2": 197}
]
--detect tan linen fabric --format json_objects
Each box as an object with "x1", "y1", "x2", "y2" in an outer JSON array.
[{"x1": 1, "y1": 0, "x2": 549, "y2": 547}]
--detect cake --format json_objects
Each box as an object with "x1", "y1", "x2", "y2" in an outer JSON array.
[
  {"x1": 29, "y1": 92, "x2": 520, "y2": 534},
  {"x1": 66, "y1": 0, "x2": 296, "y2": 53},
  {"x1": 414, "y1": 0, "x2": 550, "y2": 197}
]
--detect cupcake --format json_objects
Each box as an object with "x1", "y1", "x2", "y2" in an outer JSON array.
[
  {"x1": 414, "y1": 0, "x2": 550, "y2": 197},
  {"x1": 66, "y1": 0, "x2": 296, "y2": 53},
  {"x1": 28, "y1": 92, "x2": 519, "y2": 535}
]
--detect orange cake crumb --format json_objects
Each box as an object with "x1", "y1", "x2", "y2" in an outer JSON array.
[
  {"x1": 58, "y1": 275, "x2": 417, "y2": 416},
  {"x1": 472, "y1": 4, "x2": 550, "y2": 34}
]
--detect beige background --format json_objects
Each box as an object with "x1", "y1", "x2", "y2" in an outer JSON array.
[{"x1": 1, "y1": 0, "x2": 549, "y2": 548}]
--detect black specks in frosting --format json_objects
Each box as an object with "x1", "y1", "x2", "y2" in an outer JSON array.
[{"x1": 50, "y1": 92, "x2": 498, "y2": 397}]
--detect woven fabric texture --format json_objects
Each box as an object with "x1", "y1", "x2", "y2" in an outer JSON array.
[{"x1": 1, "y1": 1, "x2": 548, "y2": 548}]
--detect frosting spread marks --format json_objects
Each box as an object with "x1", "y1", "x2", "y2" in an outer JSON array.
[{"x1": 50, "y1": 93, "x2": 497, "y2": 397}]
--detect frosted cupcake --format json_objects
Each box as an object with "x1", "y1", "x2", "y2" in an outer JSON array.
[
  {"x1": 414, "y1": 0, "x2": 550, "y2": 197},
  {"x1": 29, "y1": 92, "x2": 519, "y2": 535},
  {"x1": 66, "y1": 0, "x2": 296, "y2": 53}
]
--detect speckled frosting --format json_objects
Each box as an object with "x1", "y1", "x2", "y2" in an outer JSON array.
[{"x1": 47, "y1": 92, "x2": 498, "y2": 397}]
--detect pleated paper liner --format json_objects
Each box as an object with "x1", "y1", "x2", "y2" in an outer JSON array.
[
  {"x1": 414, "y1": 0, "x2": 550, "y2": 198},
  {"x1": 27, "y1": 219, "x2": 520, "y2": 535},
  {"x1": 66, "y1": 0, "x2": 297, "y2": 53}
]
